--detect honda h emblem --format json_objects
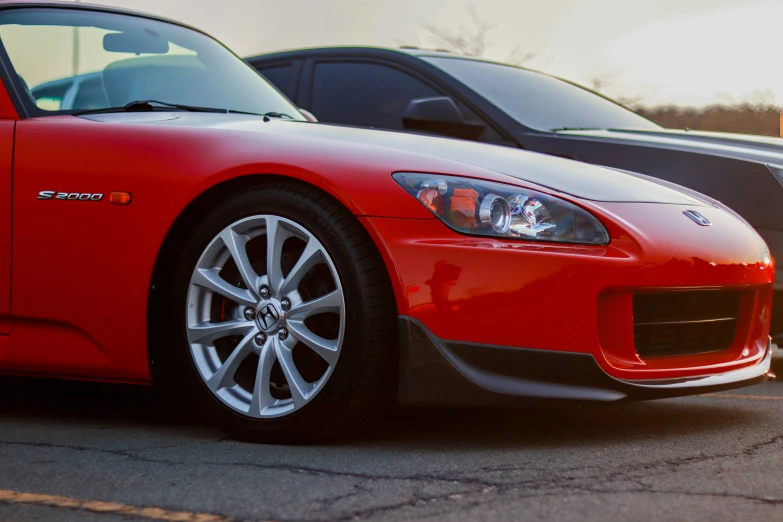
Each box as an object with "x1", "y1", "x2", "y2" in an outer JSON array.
[
  {"x1": 683, "y1": 210, "x2": 711, "y2": 226},
  {"x1": 257, "y1": 304, "x2": 280, "y2": 330}
]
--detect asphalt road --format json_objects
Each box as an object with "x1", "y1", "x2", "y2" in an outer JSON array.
[{"x1": 2, "y1": 357, "x2": 783, "y2": 522}]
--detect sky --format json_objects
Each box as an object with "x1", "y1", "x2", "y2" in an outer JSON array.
[{"x1": 53, "y1": 0, "x2": 783, "y2": 107}]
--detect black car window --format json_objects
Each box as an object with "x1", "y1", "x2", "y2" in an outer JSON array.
[
  {"x1": 257, "y1": 64, "x2": 296, "y2": 100},
  {"x1": 423, "y1": 56, "x2": 660, "y2": 132},
  {"x1": 310, "y1": 61, "x2": 441, "y2": 131}
]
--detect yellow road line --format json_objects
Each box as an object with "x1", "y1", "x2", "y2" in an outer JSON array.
[
  {"x1": 0, "y1": 489, "x2": 234, "y2": 521},
  {"x1": 702, "y1": 393, "x2": 783, "y2": 401}
]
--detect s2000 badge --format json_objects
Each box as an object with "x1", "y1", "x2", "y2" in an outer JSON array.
[{"x1": 37, "y1": 191, "x2": 103, "y2": 201}]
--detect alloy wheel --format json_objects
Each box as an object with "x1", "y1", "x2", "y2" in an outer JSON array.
[{"x1": 186, "y1": 215, "x2": 345, "y2": 418}]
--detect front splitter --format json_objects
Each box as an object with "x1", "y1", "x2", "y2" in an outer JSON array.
[{"x1": 397, "y1": 317, "x2": 772, "y2": 407}]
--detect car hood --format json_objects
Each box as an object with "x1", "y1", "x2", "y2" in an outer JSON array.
[
  {"x1": 82, "y1": 112, "x2": 705, "y2": 205},
  {"x1": 556, "y1": 128, "x2": 783, "y2": 166}
]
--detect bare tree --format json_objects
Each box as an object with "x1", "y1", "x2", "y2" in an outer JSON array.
[
  {"x1": 589, "y1": 74, "x2": 641, "y2": 109},
  {"x1": 615, "y1": 95, "x2": 643, "y2": 109},
  {"x1": 424, "y1": 3, "x2": 494, "y2": 57},
  {"x1": 589, "y1": 76, "x2": 610, "y2": 93},
  {"x1": 423, "y1": 3, "x2": 536, "y2": 64},
  {"x1": 506, "y1": 44, "x2": 537, "y2": 66},
  {"x1": 739, "y1": 89, "x2": 778, "y2": 112}
]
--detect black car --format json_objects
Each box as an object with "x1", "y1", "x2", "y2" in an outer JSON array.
[{"x1": 246, "y1": 46, "x2": 783, "y2": 339}]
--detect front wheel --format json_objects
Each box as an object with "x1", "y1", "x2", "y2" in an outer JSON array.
[{"x1": 165, "y1": 184, "x2": 396, "y2": 443}]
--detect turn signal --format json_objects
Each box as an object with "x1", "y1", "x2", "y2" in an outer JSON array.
[{"x1": 109, "y1": 192, "x2": 132, "y2": 205}]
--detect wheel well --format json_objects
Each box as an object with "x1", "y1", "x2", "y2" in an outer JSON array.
[{"x1": 146, "y1": 174, "x2": 399, "y2": 384}]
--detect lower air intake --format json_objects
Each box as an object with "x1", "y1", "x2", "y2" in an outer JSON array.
[{"x1": 633, "y1": 291, "x2": 740, "y2": 358}]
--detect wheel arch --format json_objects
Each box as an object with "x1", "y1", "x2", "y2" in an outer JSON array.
[{"x1": 146, "y1": 173, "x2": 402, "y2": 382}]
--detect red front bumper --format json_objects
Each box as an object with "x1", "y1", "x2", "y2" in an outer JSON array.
[{"x1": 361, "y1": 200, "x2": 773, "y2": 390}]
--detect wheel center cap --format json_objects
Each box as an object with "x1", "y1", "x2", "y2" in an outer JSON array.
[{"x1": 256, "y1": 302, "x2": 282, "y2": 331}]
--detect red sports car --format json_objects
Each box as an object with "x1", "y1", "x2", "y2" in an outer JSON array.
[{"x1": 0, "y1": 2, "x2": 774, "y2": 442}]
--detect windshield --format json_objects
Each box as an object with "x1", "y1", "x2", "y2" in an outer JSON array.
[
  {"x1": 0, "y1": 8, "x2": 304, "y2": 118},
  {"x1": 423, "y1": 56, "x2": 659, "y2": 132}
]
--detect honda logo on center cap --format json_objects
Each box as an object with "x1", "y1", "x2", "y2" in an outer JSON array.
[
  {"x1": 257, "y1": 304, "x2": 280, "y2": 330},
  {"x1": 683, "y1": 210, "x2": 711, "y2": 226}
]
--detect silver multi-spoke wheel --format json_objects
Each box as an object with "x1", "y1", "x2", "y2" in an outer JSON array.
[
  {"x1": 186, "y1": 215, "x2": 345, "y2": 419},
  {"x1": 166, "y1": 185, "x2": 394, "y2": 442}
]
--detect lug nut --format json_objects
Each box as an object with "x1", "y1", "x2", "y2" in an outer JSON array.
[
  {"x1": 243, "y1": 307, "x2": 255, "y2": 321},
  {"x1": 259, "y1": 286, "x2": 271, "y2": 299},
  {"x1": 254, "y1": 333, "x2": 267, "y2": 346},
  {"x1": 278, "y1": 328, "x2": 289, "y2": 341},
  {"x1": 281, "y1": 298, "x2": 291, "y2": 311}
]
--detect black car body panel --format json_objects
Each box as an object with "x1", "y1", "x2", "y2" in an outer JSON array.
[
  {"x1": 518, "y1": 130, "x2": 783, "y2": 229},
  {"x1": 246, "y1": 47, "x2": 783, "y2": 337}
]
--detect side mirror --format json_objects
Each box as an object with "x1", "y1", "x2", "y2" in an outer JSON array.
[
  {"x1": 299, "y1": 108, "x2": 318, "y2": 122},
  {"x1": 402, "y1": 97, "x2": 484, "y2": 140}
]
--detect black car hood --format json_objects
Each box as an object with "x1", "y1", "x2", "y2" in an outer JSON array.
[{"x1": 556, "y1": 128, "x2": 783, "y2": 166}]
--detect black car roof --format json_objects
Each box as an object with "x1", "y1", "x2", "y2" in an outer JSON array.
[
  {"x1": 246, "y1": 46, "x2": 486, "y2": 62},
  {"x1": 244, "y1": 46, "x2": 553, "y2": 79}
]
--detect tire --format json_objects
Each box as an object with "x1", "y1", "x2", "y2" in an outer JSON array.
[{"x1": 163, "y1": 182, "x2": 396, "y2": 443}]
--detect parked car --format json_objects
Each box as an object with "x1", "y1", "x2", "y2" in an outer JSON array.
[
  {"x1": 29, "y1": 71, "x2": 103, "y2": 111},
  {"x1": 246, "y1": 47, "x2": 783, "y2": 340},
  {"x1": 0, "y1": 3, "x2": 773, "y2": 442}
]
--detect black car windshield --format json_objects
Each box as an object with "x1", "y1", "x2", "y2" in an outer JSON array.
[
  {"x1": 0, "y1": 8, "x2": 304, "y2": 119},
  {"x1": 422, "y1": 56, "x2": 659, "y2": 132}
]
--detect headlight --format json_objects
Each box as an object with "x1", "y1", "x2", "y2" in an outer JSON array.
[{"x1": 393, "y1": 173, "x2": 610, "y2": 245}]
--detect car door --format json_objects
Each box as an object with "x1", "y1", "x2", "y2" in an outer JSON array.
[
  {"x1": 0, "y1": 113, "x2": 11, "y2": 338},
  {"x1": 0, "y1": 81, "x2": 14, "y2": 338}
]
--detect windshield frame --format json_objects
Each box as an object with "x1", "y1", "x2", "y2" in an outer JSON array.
[
  {"x1": 0, "y1": 4, "x2": 303, "y2": 119},
  {"x1": 420, "y1": 55, "x2": 660, "y2": 133}
]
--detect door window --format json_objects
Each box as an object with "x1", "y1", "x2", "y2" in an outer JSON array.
[
  {"x1": 257, "y1": 64, "x2": 297, "y2": 100},
  {"x1": 309, "y1": 60, "x2": 508, "y2": 144},
  {"x1": 310, "y1": 61, "x2": 440, "y2": 130}
]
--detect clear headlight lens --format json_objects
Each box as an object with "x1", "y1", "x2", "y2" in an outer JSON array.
[{"x1": 394, "y1": 173, "x2": 610, "y2": 245}]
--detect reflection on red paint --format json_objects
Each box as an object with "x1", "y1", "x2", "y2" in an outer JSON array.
[{"x1": 425, "y1": 260, "x2": 462, "y2": 314}]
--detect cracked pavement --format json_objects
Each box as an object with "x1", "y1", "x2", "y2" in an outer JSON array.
[{"x1": 2, "y1": 357, "x2": 783, "y2": 521}]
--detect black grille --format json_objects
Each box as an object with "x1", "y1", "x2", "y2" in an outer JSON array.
[{"x1": 633, "y1": 291, "x2": 740, "y2": 358}]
